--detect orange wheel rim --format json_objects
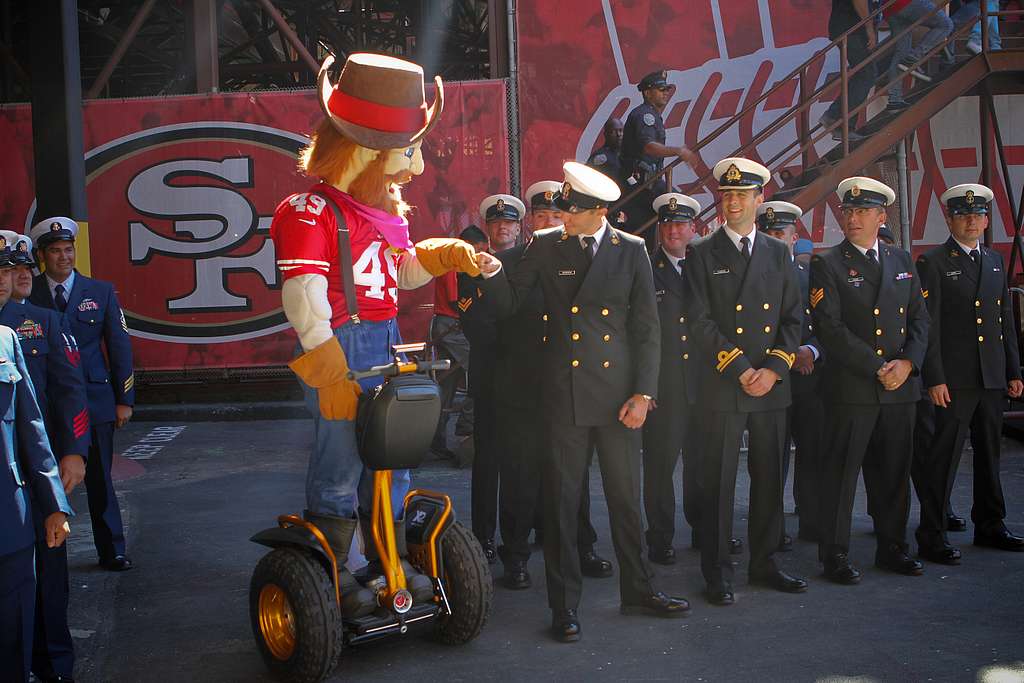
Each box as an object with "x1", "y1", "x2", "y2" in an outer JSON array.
[{"x1": 258, "y1": 584, "x2": 296, "y2": 660}]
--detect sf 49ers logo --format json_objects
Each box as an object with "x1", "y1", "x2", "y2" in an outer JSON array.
[{"x1": 70, "y1": 122, "x2": 309, "y2": 343}]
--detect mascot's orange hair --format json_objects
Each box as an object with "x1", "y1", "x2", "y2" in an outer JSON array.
[{"x1": 300, "y1": 118, "x2": 412, "y2": 219}]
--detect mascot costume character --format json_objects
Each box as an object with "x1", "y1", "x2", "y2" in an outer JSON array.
[{"x1": 270, "y1": 52, "x2": 482, "y2": 611}]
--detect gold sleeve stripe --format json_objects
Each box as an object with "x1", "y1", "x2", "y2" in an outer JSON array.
[
  {"x1": 768, "y1": 349, "x2": 796, "y2": 369},
  {"x1": 810, "y1": 288, "x2": 824, "y2": 308},
  {"x1": 716, "y1": 348, "x2": 743, "y2": 373},
  {"x1": 457, "y1": 298, "x2": 473, "y2": 312},
  {"x1": 922, "y1": 289, "x2": 929, "y2": 299},
  {"x1": 124, "y1": 374, "x2": 135, "y2": 392}
]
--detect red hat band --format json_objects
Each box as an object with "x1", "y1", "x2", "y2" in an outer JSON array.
[{"x1": 327, "y1": 88, "x2": 428, "y2": 134}]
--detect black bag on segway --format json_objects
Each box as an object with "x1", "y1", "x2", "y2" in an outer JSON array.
[{"x1": 356, "y1": 375, "x2": 441, "y2": 471}]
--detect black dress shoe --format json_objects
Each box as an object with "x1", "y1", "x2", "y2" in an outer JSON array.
[
  {"x1": 99, "y1": 555, "x2": 133, "y2": 571},
  {"x1": 621, "y1": 591, "x2": 691, "y2": 617},
  {"x1": 823, "y1": 553, "x2": 861, "y2": 585},
  {"x1": 551, "y1": 609, "x2": 580, "y2": 642},
  {"x1": 974, "y1": 527, "x2": 1024, "y2": 552},
  {"x1": 749, "y1": 569, "x2": 808, "y2": 593},
  {"x1": 777, "y1": 534, "x2": 793, "y2": 552},
  {"x1": 648, "y1": 546, "x2": 677, "y2": 565},
  {"x1": 503, "y1": 560, "x2": 531, "y2": 590},
  {"x1": 580, "y1": 550, "x2": 613, "y2": 578},
  {"x1": 704, "y1": 585, "x2": 735, "y2": 606},
  {"x1": 876, "y1": 545, "x2": 925, "y2": 575},
  {"x1": 918, "y1": 542, "x2": 962, "y2": 565},
  {"x1": 729, "y1": 537, "x2": 743, "y2": 555},
  {"x1": 946, "y1": 514, "x2": 968, "y2": 532},
  {"x1": 481, "y1": 539, "x2": 497, "y2": 565}
]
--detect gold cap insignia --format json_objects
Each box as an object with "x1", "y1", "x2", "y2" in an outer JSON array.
[
  {"x1": 0, "y1": 237, "x2": 6, "y2": 248},
  {"x1": 50, "y1": 222, "x2": 62, "y2": 232},
  {"x1": 668, "y1": 197, "x2": 678, "y2": 209},
  {"x1": 851, "y1": 185, "x2": 861, "y2": 197},
  {"x1": 725, "y1": 164, "x2": 742, "y2": 183},
  {"x1": 543, "y1": 190, "x2": 554, "y2": 202},
  {"x1": 765, "y1": 207, "x2": 775, "y2": 220},
  {"x1": 495, "y1": 198, "x2": 505, "y2": 211},
  {"x1": 966, "y1": 190, "x2": 975, "y2": 205}
]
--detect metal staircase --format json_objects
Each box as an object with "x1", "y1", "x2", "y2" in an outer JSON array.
[{"x1": 612, "y1": 0, "x2": 1024, "y2": 267}]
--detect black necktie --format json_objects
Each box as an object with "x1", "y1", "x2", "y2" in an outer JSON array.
[
  {"x1": 54, "y1": 284, "x2": 67, "y2": 313},
  {"x1": 740, "y1": 236, "x2": 751, "y2": 262},
  {"x1": 970, "y1": 249, "x2": 980, "y2": 264},
  {"x1": 582, "y1": 235, "x2": 596, "y2": 262},
  {"x1": 865, "y1": 248, "x2": 880, "y2": 274}
]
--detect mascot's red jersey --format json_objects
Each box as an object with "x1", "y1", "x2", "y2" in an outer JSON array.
[{"x1": 271, "y1": 182, "x2": 413, "y2": 326}]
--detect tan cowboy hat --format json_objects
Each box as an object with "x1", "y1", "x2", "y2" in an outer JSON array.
[{"x1": 318, "y1": 52, "x2": 444, "y2": 151}]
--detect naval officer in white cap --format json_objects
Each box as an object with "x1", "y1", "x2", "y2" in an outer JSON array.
[
  {"x1": 913, "y1": 183, "x2": 1024, "y2": 563},
  {"x1": 811, "y1": 176, "x2": 930, "y2": 584},
  {"x1": 476, "y1": 161, "x2": 690, "y2": 641},
  {"x1": 683, "y1": 157, "x2": 807, "y2": 606}
]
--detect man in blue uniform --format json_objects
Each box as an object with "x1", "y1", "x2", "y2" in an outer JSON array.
[
  {"x1": 28, "y1": 217, "x2": 135, "y2": 572},
  {"x1": 619, "y1": 70, "x2": 699, "y2": 237},
  {"x1": 586, "y1": 118, "x2": 624, "y2": 186},
  {"x1": 0, "y1": 250, "x2": 72, "y2": 683},
  {"x1": 1, "y1": 232, "x2": 90, "y2": 682}
]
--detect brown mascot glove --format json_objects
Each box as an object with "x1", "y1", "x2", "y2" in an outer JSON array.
[
  {"x1": 414, "y1": 238, "x2": 481, "y2": 277},
  {"x1": 288, "y1": 337, "x2": 363, "y2": 421}
]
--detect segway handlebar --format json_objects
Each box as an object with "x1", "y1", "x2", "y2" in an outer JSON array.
[{"x1": 347, "y1": 358, "x2": 451, "y2": 381}]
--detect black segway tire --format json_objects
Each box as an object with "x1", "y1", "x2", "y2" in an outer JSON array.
[
  {"x1": 250, "y1": 548, "x2": 343, "y2": 683},
  {"x1": 435, "y1": 521, "x2": 493, "y2": 644}
]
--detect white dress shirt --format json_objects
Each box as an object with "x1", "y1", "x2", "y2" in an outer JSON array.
[
  {"x1": 953, "y1": 237, "x2": 981, "y2": 256},
  {"x1": 850, "y1": 239, "x2": 880, "y2": 260},
  {"x1": 577, "y1": 220, "x2": 609, "y2": 256},
  {"x1": 661, "y1": 246, "x2": 684, "y2": 274},
  {"x1": 722, "y1": 225, "x2": 757, "y2": 254}
]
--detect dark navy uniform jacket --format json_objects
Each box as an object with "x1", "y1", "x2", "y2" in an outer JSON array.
[
  {"x1": 493, "y1": 243, "x2": 546, "y2": 411},
  {"x1": 587, "y1": 145, "x2": 623, "y2": 186},
  {"x1": 792, "y1": 259, "x2": 824, "y2": 396},
  {"x1": 481, "y1": 224, "x2": 660, "y2": 427},
  {"x1": 30, "y1": 272, "x2": 135, "y2": 424},
  {"x1": 0, "y1": 300, "x2": 90, "y2": 459},
  {"x1": 683, "y1": 228, "x2": 802, "y2": 413},
  {"x1": 0, "y1": 326, "x2": 71, "y2": 557},
  {"x1": 620, "y1": 103, "x2": 666, "y2": 183},
  {"x1": 810, "y1": 239, "x2": 929, "y2": 405},
  {"x1": 650, "y1": 247, "x2": 698, "y2": 405},
  {"x1": 456, "y1": 270, "x2": 498, "y2": 398},
  {"x1": 917, "y1": 237, "x2": 1022, "y2": 392}
]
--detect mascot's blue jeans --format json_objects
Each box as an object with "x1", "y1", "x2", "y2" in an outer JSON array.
[{"x1": 298, "y1": 317, "x2": 410, "y2": 520}]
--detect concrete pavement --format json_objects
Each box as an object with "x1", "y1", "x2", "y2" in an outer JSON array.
[{"x1": 61, "y1": 419, "x2": 1024, "y2": 682}]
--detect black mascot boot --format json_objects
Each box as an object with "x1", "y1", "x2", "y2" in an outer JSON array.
[
  {"x1": 303, "y1": 511, "x2": 376, "y2": 618},
  {"x1": 359, "y1": 515, "x2": 436, "y2": 606}
]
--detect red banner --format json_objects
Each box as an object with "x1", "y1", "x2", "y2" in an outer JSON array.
[
  {"x1": 517, "y1": 0, "x2": 1023, "y2": 251},
  {"x1": 0, "y1": 81, "x2": 509, "y2": 370}
]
